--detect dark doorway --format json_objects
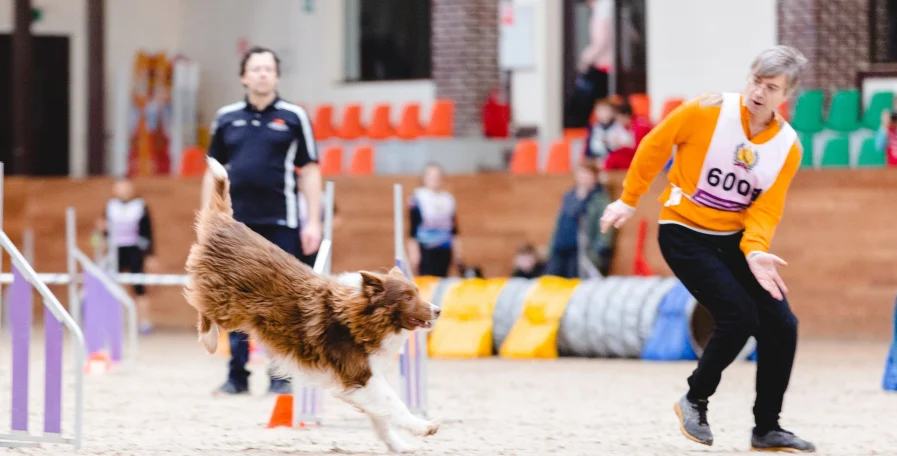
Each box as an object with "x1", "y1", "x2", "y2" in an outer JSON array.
[
  {"x1": 563, "y1": 0, "x2": 647, "y2": 124},
  {"x1": 0, "y1": 34, "x2": 70, "y2": 176}
]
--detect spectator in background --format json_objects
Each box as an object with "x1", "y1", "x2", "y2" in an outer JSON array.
[
  {"x1": 511, "y1": 243, "x2": 545, "y2": 279},
  {"x1": 98, "y1": 178, "x2": 158, "y2": 335},
  {"x1": 567, "y1": 0, "x2": 615, "y2": 127},
  {"x1": 584, "y1": 98, "x2": 620, "y2": 159},
  {"x1": 875, "y1": 109, "x2": 897, "y2": 166},
  {"x1": 585, "y1": 99, "x2": 640, "y2": 167},
  {"x1": 604, "y1": 103, "x2": 653, "y2": 170},
  {"x1": 545, "y1": 158, "x2": 616, "y2": 278},
  {"x1": 407, "y1": 163, "x2": 462, "y2": 277}
]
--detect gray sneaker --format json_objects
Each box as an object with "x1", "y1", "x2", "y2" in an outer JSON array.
[
  {"x1": 750, "y1": 428, "x2": 816, "y2": 453},
  {"x1": 673, "y1": 395, "x2": 713, "y2": 446}
]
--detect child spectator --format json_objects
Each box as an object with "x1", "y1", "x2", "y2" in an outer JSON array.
[
  {"x1": 604, "y1": 103, "x2": 652, "y2": 170},
  {"x1": 510, "y1": 243, "x2": 545, "y2": 279},
  {"x1": 545, "y1": 158, "x2": 616, "y2": 278}
]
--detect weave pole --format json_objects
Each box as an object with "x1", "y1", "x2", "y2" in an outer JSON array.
[
  {"x1": 0, "y1": 162, "x2": 88, "y2": 450},
  {"x1": 292, "y1": 181, "x2": 335, "y2": 428},
  {"x1": 393, "y1": 183, "x2": 429, "y2": 419}
]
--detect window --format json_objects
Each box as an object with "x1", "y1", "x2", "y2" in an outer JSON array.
[
  {"x1": 344, "y1": 0, "x2": 432, "y2": 82},
  {"x1": 870, "y1": 0, "x2": 897, "y2": 63}
]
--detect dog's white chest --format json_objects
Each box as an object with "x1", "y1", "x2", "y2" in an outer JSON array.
[{"x1": 369, "y1": 331, "x2": 411, "y2": 374}]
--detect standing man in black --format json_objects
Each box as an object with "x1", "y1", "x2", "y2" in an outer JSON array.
[{"x1": 201, "y1": 46, "x2": 323, "y2": 395}]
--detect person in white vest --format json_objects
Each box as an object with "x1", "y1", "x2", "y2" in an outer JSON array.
[
  {"x1": 100, "y1": 179, "x2": 158, "y2": 335},
  {"x1": 600, "y1": 45, "x2": 815, "y2": 452},
  {"x1": 406, "y1": 163, "x2": 461, "y2": 277}
]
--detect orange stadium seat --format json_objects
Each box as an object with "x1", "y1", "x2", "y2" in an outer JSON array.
[
  {"x1": 348, "y1": 144, "x2": 374, "y2": 175},
  {"x1": 366, "y1": 103, "x2": 395, "y2": 140},
  {"x1": 660, "y1": 97, "x2": 685, "y2": 120},
  {"x1": 312, "y1": 104, "x2": 337, "y2": 141},
  {"x1": 319, "y1": 145, "x2": 343, "y2": 176},
  {"x1": 509, "y1": 140, "x2": 539, "y2": 174},
  {"x1": 628, "y1": 93, "x2": 651, "y2": 120},
  {"x1": 179, "y1": 146, "x2": 207, "y2": 177},
  {"x1": 425, "y1": 99, "x2": 454, "y2": 137},
  {"x1": 395, "y1": 103, "x2": 426, "y2": 140},
  {"x1": 338, "y1": 104, "x2": 366, "y2": 140},
  {"x1": 545, "y1": 139, "x2": 571, "y2": 174}
]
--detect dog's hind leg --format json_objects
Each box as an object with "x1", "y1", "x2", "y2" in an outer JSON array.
[{"x1": 198, "y1": 313, "x2": 219, "y2": 354}]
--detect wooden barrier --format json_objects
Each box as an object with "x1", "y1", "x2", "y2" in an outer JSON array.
[{"x1": 4, "y1": 168, "x2": 897, "y2": 339}]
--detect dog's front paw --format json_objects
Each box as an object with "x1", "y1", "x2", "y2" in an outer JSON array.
[
  {"x1": 423, "y1": 418, "x2": 441, "y2": 437},
  {"x1": 386, "y1": 438, "x2": 415, "y2": 454},
  {"x1": 404, "y1": 417, "x2": 441, "y2": 437}
]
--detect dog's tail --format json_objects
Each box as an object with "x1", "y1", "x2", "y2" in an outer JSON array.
[
  {"x1": 204, "y1": 156, "x2": 231, "y2": 215},
  {"x1": 198, "y1": 312, "x2": 219, "y2": 354}
]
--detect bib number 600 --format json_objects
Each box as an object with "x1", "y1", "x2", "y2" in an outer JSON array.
[{"x1": 707, "y1": 168, "x2": 762, "y2": 201}]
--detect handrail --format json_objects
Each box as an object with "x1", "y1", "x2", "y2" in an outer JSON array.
[{"x1": 0, "y1": 231, "x2": 86, "y2": 449}]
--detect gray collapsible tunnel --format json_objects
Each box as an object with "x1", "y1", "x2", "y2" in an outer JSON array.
[
  {"x1": 586, "y1": 276, "x2": 625, "y2": 357},
  {"x1": 557, "y1": 278, "x2": 603, "y2": 356},
  {"x1": 491, "y1": 278, "x2": 535, "y2": 353},
  {"x1": 555, "y1": 276, "x2": 686, "y2": 358},
  {"x1": 638, "y1": 277, "x2": 680, "y2": 345}
]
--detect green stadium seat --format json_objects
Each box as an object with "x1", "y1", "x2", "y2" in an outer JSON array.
[
  {"x1": 798, "y1": 132, "x2": 815, "y2": 167},
  {"x1": 856, "y1": 136, "x2": 886, "y2": 167},
  {"x1": 820, "y1": 136, "x2": 850, "y2": 167},
  {"x1": 826, "y1": 89, "x2": 861, "y2": 132},
  {"x1": 861, "y1": 91, "x2": 894, "y2": 130},
  {"x1": 790, "y1": 89, "x2": 825, "y2": 134}
]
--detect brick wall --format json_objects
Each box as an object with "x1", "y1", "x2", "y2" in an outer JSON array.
[
  {"x1": 431, "y1": 0, "x2": 499, "y2": 137},
  {"x1": 778, "y1": 0, "x2": 869, "y2": 105}
]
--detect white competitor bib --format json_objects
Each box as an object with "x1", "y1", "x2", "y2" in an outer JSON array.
[
  {"x1": 106, "y1": 198, "x2": 147, "y2": 247},
  {"x1": 685, "y1": 93, "x2": 797, "y2": 212}
]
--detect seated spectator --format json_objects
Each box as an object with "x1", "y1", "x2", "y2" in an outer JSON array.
[
  {"x1": 510, "y1": 243, "x2": 545, "y2": 279},
  {"x1": 458, "y1": 263, "x2": 485, "y2": 279},
  {"x1": 545, "y1": 158, "x2": 616, "y2": 278},
  {"x1": 584, "y1": 98, "x2": 619, "y2": 159},
  {"x1": 604, "y1": 103, "x2": 652, "y2": 170},
  {"x1": 875, "y1": 109, "x2": 897, "y2": 166}
]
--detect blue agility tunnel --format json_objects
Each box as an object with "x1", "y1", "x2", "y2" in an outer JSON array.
[{"x1": 883, "y1": 295, "x2": 897, "y2": 392}]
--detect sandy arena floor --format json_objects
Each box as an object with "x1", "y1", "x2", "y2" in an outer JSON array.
[{"x1": 2, "y1": 331, "x2": 897, "y2": 456}]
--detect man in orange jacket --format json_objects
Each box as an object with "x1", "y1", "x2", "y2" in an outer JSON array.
[{"x1": 601, "y1": 45, "x2": 815, "y2": 453}]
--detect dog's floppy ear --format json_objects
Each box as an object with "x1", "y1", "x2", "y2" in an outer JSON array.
[
  {"x1": 387, "y1": 266, "x2": 406, "y2": 279},
  {"x1": 359, "y1": 271, "x2": 386, "y2": 297}
]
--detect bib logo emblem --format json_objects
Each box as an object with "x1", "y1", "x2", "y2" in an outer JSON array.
[{"x1": 733, "y1": 142, "x2": 758, "y2": 171}]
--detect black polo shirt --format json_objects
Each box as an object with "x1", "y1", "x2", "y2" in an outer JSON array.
[{"x1": 207, "y1": 96, "x2": 318, "y2": 228}]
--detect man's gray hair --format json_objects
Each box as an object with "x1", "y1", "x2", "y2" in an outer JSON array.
[{"x1": 750, "y1": 45, "x2": 809, "y2": 92}]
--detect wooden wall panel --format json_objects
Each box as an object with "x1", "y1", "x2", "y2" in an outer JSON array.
[{"x1": 4, "y1": 169, "x2": 896, "y2": 339}]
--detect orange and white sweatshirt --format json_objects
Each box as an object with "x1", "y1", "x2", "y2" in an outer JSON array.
[{"x1": 620, "y1": 93, "x2": 802, "y2": 257}]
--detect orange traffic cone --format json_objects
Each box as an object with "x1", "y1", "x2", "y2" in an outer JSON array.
[{"x1": 266, "y1": 394, "x2": 294, "y2": 428}]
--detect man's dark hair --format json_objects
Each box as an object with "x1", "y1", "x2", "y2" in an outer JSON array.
[{"x1": 240, "y1": 46, "x2": 280, "y2": 77}]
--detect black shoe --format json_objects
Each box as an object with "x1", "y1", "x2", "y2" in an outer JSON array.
[
  {"x1": 213, "y1": 380, "x2": 248, "y2": 395},
  {"x1": 751, "y1": 427, "x2": 816, "y2": 453},
  {"x1": 674, "y1": 394, "x2": 713, "y2": 446},
  {"x1": 268, "y1": 378, "x2": 292, "y2": 395}
]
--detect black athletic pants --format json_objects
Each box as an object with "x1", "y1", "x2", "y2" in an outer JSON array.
[
  {"x1": 418, "y1": 246, "x2": 453, "y2": 278},
  {"x1": 658, "y1": 223, "x2": 798, "y2": 432}
]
